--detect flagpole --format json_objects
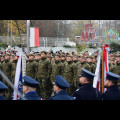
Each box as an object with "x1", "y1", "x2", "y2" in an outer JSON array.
[
  {"x1": 27, "y1": 20, "x2": 30, "y2": 54},
  {"x1": 102, "y1": 50, "x2": 104, "y2": 94}
]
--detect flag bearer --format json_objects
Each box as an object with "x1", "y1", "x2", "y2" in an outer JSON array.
[{"x1": 72, "y1": 68, "x2": 102, "y2": 100}]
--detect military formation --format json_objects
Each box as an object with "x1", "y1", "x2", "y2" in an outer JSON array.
[{"x1": 0, "y1": 49, "x2": 120, "y2": 100}]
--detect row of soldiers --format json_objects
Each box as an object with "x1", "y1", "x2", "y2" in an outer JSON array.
[
  {"x1": 25, "y1": 50, "x2": 98, "y2": 100},
  {"x1": 0, "y1": 50, "x2": 120, "y2": 100},
  {"x1": 0, "y1": 50, "x2": 97, "y2": 100}
]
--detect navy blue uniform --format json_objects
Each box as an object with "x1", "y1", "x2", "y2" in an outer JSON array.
[
  {"x1": 0, "y1": 81, "x2": 8, "y2": 100},
  {"x1": 102, "y1": 85, "x2": 120, "y2": 100},
  {"x1": 72, "y1": 83, "x2": 102, "y2": 100},
  {"x1": 0, "y1": 95, "x2": 6, "y2": 100},
  {"x1": 49, "y1": 90, "x2": 74, "y2": 100},
  {"x1": 24, "y1": 91, "x2": 42, "y2": 100}
]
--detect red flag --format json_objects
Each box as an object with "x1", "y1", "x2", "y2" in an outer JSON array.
[{"x1": 82, "y1": 31, "x2": 85, "y2": 38}]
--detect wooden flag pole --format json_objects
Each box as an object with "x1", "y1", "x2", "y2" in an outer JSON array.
[{"x1": 102, "y1": 50, "x2": 105, "y2": 94}]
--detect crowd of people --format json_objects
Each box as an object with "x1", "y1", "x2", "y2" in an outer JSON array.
[{"x1": 0, "y1": 47, "x2": 120, "y2": 100}]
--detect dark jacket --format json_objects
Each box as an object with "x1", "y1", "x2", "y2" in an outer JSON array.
[
  {"x1": 0, "y1": 95, "x2": 6, "y2": 100},
  {"x1": 24, "y1": 91, "x2": 41, "y2": 100},
  {"x1": 49, "y1": 90, "x2": 74, "y2": 100},
  {"x1": 72, "y1": 83, "x2": 102, "y2": 100},
  {"x1": 102, "y1": 85, "x2": 120, "y2": 100}
]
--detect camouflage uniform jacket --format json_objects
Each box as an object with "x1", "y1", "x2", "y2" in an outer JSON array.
[
  {"x1": 51, "y1": 60, "x2": 64, "y2": 82},
  {"x1": 63, "y1": 61, "x2": 77, "y2": 84},
  {"x1": 37, "y1": 58, "x2": 51, "y2": 79},
  {"x1": 26, "y1": 60, "x2": 37, "y2": 79}
]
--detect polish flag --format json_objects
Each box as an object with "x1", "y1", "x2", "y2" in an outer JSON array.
[
  {"x1": 93, "y1": 51, "x2": 101, "y2": 91},
  {"x1": 30, "y1": 27, "x2": 39, "y2": 47}
]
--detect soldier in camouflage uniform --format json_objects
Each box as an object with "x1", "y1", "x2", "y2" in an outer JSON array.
[
  {"x1": 73, "y1": 55, "x2": 82, "y2": 89},
  {"x1": 0, "y1": 55, "x2": 5, "y2": 82},
  {"x1": 92, "y1": 56, "x2": 97, "y2": 67},
  {"x1": 34, "y1": 53, "x2": 41, "y2": 63},
  {"x1": 1, "y1": 54, "x2": 12, "y2": 100},
  {"x1": 26, "y1": 54, "x2": 37, "y2": 79},
  {"x1": 87, "y1": 55, "x2": 96, "y2": 73},
  {"x1": 73, "y1": 55, "x2": 80, "y2": 66},
  {"x1": 109, "y1": 58, "x2": 116, "y2": 71},
  {"x1": 36, "y1": 51, "x2": 52, "y2": 100},
  {"x1": 11, "y1": 55, "x2": 18, "y2": 84},
  {"x1": 61, "y1": 54, "x2": 67, "y2": 70},
  {"x1": 47, "y1": 54, "x2": 52, "y2": 63},
  {"x1": 10, "y1": 55, "x2": 15, "y2": 63},
  {"x1": 81, "y1": 56, "x2": 91, "y2": 71},
  {"x1": 94, "y1": 51, "x2": 98, "y2": 60},
  {"x1": 50, "y1": 54, "x2": 64, "y2": 82},
  {"x1": 84, "y1": 51, "x2": 89, "y2": 56},
  {"x1": 110, "y1": 58, "x2": 120, "y2": 87},
  {"x1": 51, "y1": 55, "x2": 55, "y2": 64},
  {"x1": 63, "y1": 55, "x2": 77, "y2": 95}
]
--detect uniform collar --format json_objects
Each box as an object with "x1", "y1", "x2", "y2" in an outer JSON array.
[
  {"x1": 108, "y1": 85, "x2": 119, "y2": 91},
  {"x1": 0, "y1": 95, "x2": 6, "y2": 100},
  {"x1": 55, "y1": 90, "x2": 67, "y2": 95},
  {"x1": 25, "y1": 91, "x2": 38, "y2": 97},
  {"x1": 79, "y1": 83, "x2": 93, "y2": 89}
]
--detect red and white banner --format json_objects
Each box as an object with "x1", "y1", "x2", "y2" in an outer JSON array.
[
  {"x1": 103, "y1": 44, "x2": 110, "y2": 92},
  {"x1": 93, "y1": 51, "x2": 101, "y2": 91},
  {"x1": 30, "y1": 27, "x2": 39, "y2": 47}
]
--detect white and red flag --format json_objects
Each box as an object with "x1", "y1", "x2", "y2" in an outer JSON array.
[
  {"x1": 93, "y1": 51, "x2": 101, "y2": 91},
  {"x1": 30, "y1": 27, "x2": 39, "y2": 47}
]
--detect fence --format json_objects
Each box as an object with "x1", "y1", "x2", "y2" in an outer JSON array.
[
  {"x1": 0, "y1": 36, "x2": 69, "y2": 47},
  {"x1": 39, "y1": 37, "x2": 69, "y2": 47}
]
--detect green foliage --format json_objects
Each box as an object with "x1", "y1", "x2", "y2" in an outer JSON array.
[
  {"x1": 109, "y1": 42, "x2": 120, "y2": 53},
  {"x1": 75, "y1": 43, "x2": 86, "y2": 53},
  {"x1": 0, "y1": 43, "x2": 8, "y2": 48},
  {"x1": 63, "y1": 45, "x2": 75, "y2": 48},
  {"x1": 88, "y1": 43, "x2": 97, "y2": 49}
]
